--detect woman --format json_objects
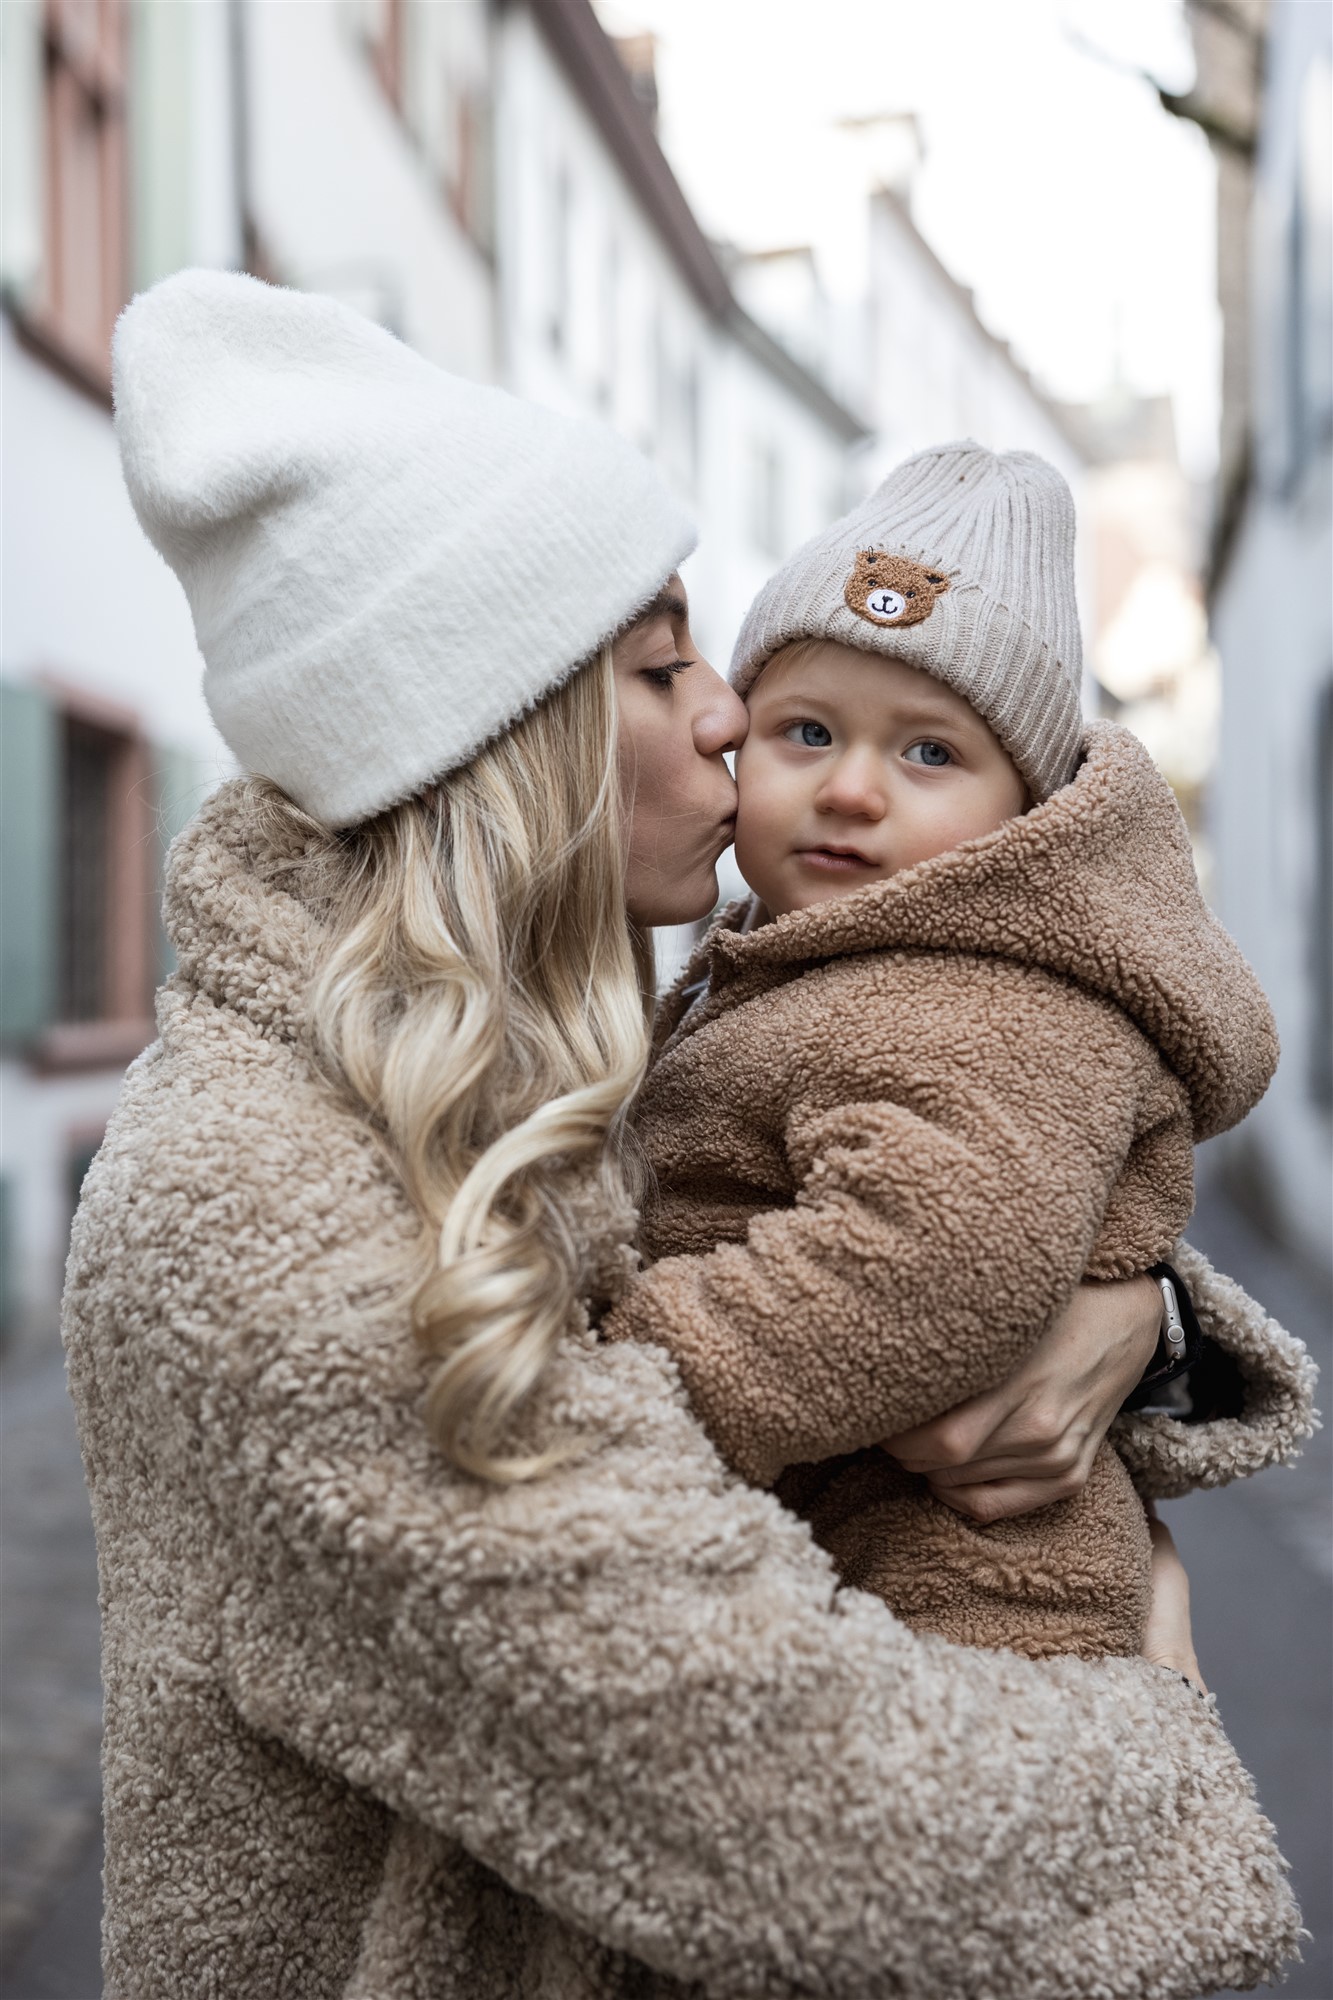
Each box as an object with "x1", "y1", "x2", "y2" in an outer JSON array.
[{"x1": 65, "y1": 270, "x2": 1313, "y2": 1999}]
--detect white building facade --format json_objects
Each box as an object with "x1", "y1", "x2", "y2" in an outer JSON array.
[
  {"x1": 1, "y1": 0, "x2": 240, "y2": 1349},
  {"x1": 493, "y1": 0, "x2": 866, "y2": 666},
  {"x1": 864, "y1": 189, "x2": 1085, "y2": 484},
  {"x1": 1208, "y1": 0, "x2": 1332, "y2": 1274}
]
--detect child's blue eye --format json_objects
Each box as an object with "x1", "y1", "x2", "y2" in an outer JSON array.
[
  {"x1": 787, "y1": 720, "x2": 832, "y2": 747},
  {"x1": 904, "y1": 740, "x2": 952, "y2": 767}
]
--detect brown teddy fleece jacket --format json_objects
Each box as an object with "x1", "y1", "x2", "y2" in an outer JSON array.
[
  {"x1": 603, "y1": 724, "x2": 1279, "y2": 1661},
  {"x1": 62, "y1": 777, "x2": 1315, "y2": 1999}
]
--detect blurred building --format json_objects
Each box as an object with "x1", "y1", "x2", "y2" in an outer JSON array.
[
  {"x1": 1196, "y1": 0, "x2": 1333, "y2": 1275},
  {"x1": 725, "y1": 151, "x2": 1094, "y2": 694},
  {"x1": 0, "y1": 0, "x2": 869, "y2": 1342},
  {"x1": 492, "y1": 0, "x2": 867, "y2": 663},
  {"x1": 1066, "y1": 390, "x2": 1220, "y2": 875},
  {"x1": 0, "y1": 0, "x2": 235, "y2": 1354}
]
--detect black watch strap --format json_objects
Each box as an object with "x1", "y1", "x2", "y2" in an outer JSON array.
[{"x1": 1120, "y1": 1262, "x2": 1205, "y2": 1411}]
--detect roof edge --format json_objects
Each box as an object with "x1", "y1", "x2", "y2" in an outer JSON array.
[
  {"x1": 522, "y1": 0, "x2": 869, "y2": 441},
  {"x1": 873, "y1": 187, "x2": 1090, "y2": 465}
]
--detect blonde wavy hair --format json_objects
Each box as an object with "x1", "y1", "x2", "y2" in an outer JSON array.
[{"x1": 260, "y1": 645, "x2": 653, "y2": 1480}]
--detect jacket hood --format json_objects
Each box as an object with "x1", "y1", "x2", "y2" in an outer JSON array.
[{"x1": 703, "y1": 723, "x2": 1275, "y2": 1141}]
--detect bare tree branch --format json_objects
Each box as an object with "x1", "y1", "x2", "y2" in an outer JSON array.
[
  {"x1": 1063, "y1": 24, "x2": 1257, "y2": 158},
  {"x1": 1156, "y1": 87, "x2": 1257, "y2": 156}
]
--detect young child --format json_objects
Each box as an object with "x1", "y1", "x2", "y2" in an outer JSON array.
[{"x1": 601, "y1": 441, "x2": 1277, "y2": 1660}]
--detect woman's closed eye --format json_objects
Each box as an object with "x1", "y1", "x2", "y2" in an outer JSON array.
[
  {"x1": 904, "y1": 739, "x2": 953, "y2": 767},
  {"x1": 784, "y1": 719, "x2": 833, "y2": 747},
  {"x1": 641, "y1": 658, "x2": 694, "y2": 690}
]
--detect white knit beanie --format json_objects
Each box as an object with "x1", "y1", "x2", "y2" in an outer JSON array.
[
  {"x1": 113, "y1": 269, "x2": 696, "y2": 827},
  {"x1": 731, "y1": 440, "x2": 1083, "y2": 801}
]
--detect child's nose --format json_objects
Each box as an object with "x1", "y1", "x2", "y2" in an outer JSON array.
[{"x1": 816, "y1": 751, "x2": 887, "y2": 820}]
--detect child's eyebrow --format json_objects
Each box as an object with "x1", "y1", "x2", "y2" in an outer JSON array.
[{"x1": 883, "y1": 699, "x2": 980, "y2": 729}]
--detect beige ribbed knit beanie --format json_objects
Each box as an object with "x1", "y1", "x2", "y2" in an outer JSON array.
[{"x1": 731, "y1": 440, "x2": 1084, "y2": 801}]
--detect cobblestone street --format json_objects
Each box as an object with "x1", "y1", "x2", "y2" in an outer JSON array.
[{"x1": 1, "y1": 1168, "x2": 1328, "y2": 1999}]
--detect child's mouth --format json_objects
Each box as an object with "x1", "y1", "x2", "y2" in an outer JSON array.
[{"x1": 796, "y1": 846, "x2": 877, "y2": 873}]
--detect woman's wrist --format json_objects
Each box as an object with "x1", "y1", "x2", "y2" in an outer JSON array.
[{"x1": 1120, "y1": 1264, "x2": 1205, "y2": 1412}]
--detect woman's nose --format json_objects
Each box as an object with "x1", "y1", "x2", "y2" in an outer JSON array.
[
  {"x1": 692, "y1": 662, "x2": 749, "y2": 755},
  {"x1": 816, "y1": 752, "x2": 887, "y2": 820}
]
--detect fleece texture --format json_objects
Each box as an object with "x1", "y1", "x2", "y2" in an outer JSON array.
[
  {"x1": 112, "y1": 269, "x2": 695, "y2": 827},
  {"x1": 62, "y1": 778, "x2": 1309, "y2": 2000},
  {"x1": 730, "y1": 440, "x2": 1083, "y2": 800},
  {"x1": 604, "y1": 725, "x2": 1293, "y2": 1661}
]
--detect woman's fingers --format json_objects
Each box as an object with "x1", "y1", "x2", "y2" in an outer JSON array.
[
  {"x1": 883, "y1": 1393, "x2": 1023, "y2": 1473},
  {"x1": 885, "y1": 1277, "x2": 1163, "y2": 1505},
  {"x1": 917, "y1": 1434, "x2": 1092, "y2": 1487},
  {"x1": 927, "y1": 1473, "x2": 1087, "y2": 1523}
]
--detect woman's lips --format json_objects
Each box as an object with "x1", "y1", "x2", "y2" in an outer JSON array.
[
  {"x1": 795, "y1": 846, "x2": 877, "y2": 873},
  {"x1": 708, "y1": 814, "x2": 738, "y2": 859}
]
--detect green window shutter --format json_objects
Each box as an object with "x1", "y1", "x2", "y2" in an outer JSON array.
[
  {"x1": 1, "y1": 681, "x2": 59, "y2": 1044},
  {"x1": 153, "y1": 746, "x2": 206, "y2": 982}
]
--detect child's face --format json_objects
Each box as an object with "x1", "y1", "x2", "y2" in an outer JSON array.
[{"x1": 734, "y1": 641, "x2": 1029, "y2": 916}]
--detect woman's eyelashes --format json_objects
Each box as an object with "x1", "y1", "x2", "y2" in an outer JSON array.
[{"x1": 642, "y1": 658, "x2": 694, "y2": 689}]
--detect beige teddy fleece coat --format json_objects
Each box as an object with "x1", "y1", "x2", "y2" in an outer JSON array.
[
  {"x1": 603, "y1": 726, "x2": 1278, "y2": 1661},
  {"x1": 62, "y1": 775, "x2": 1314, "y2": 2000}
]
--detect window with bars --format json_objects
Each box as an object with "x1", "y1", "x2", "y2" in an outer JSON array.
[{"x1": 36, "y1": 0, "x2": 129, "y2": 390}]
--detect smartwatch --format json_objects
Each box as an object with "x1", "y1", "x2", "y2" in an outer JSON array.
[{"x1": 1120, "y1": 1262, "x2": 1204, "y2": 1412}]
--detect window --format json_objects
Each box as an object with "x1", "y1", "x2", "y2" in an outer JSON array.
[
  {"x1": 372, "y1": 0, "x2": 404, "y2": 111},
  {"x1": 548, "y1": 164, "x2": 572, "y2": 353},
  {"x1": 59, "y1": 716, "x2": 112, "y2": 1022},
  {"x1": 680, "y1": 357, "x2": 700, "y2": 488},
  {"x1": 1, "y1": 683, "x2": 199, "y2": 1070},
  {"x1": 598, "y1": 237, "x2": 620, "y2": 410},
  {"x1": 749, "y1": 439, "x2": 785, "y2": 558},
  {"x1": 1286, "y1": 56, "x2": 1333, "y2": 489},
  {"x1": 1311, "y1": 676, "x2": 1333, "y2": 1111},
  {"x1": 37, "y1": 0, "x2": 129, "y2": 389},
  {"x1": 445, "y1": 77, "x2": 494, "y2": 257},
  {"x1": 56, "y1": 706, "x2": 154, "y2": 1034}
]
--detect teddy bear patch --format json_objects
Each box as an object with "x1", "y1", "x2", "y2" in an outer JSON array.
[{"x1": 844, "y1": 551, "x2": 950, "y2": 628}]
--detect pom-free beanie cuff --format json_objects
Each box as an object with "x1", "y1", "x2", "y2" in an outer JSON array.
[
  {"x1": 114, "y1": 269, "x2": 696, "y2": 827},
  {"x1": 730, "y1": 439, "x2": 1084, "y2": 802}
]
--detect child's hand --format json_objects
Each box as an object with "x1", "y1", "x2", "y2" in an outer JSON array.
[{"x1": 882, "y1": 1276, "x2": 1161, "y2": 1523}]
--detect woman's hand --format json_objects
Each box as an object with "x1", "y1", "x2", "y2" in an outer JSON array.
[
  {"x1": 882, "y1": 1275, "x2": 1161, "y2": 1523},
  {"x1": 1141, "y1": 1510, "x2": 1206, "y2": 1691}
]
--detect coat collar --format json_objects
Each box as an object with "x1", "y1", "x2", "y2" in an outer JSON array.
[
  {"x1": 663, "y1": 723, "x2": 1276, "y2": 1141},
  {"x1": 161, "y1": 780, "x2": 323, "y2": 1044}
]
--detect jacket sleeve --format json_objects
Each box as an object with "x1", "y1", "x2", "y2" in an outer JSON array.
[
  {"x1": 63, "y1": 1042, "x2": 1299, "y2": 2000},
  {"x1": 603, "y1": 959, "x2": 1167, "y2": 1485},
  {"x1": 1113, "y1": 1237, "x2": 1319, "y2": 1497}
]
